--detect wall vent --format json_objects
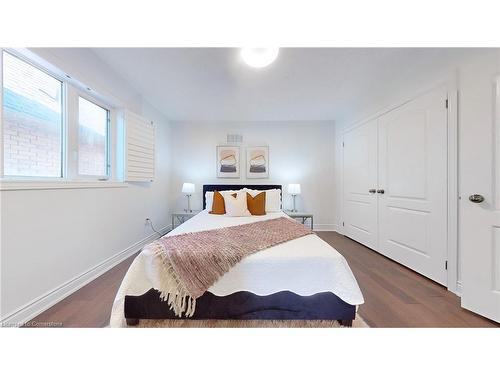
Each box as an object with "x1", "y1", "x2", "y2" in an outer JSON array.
[{"x1": 227, "y1": 134, "x2": 243, "y2": 143}]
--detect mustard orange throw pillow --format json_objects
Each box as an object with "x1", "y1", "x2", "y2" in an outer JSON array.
[
  {"x1": 246, "y1": 192, "x2": 266, "y2": 215},
  {"x1": 210, "y1": 191, "x2": 226, "y2": 214}
]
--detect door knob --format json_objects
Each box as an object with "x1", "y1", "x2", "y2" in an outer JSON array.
[
  {"x1": 377, "y1": 189, "x2": 385, "y2": 194},
  {"x1": 369, "y1": 189, "x2": 376, "y2": 193},
  {"x1": 469, "y1": 194, "x2": 484, "y2": 203}
]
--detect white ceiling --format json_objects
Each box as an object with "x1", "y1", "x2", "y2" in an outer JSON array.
[{"x1": 92, "y1": 48, "x2": 477, "y2": 124}]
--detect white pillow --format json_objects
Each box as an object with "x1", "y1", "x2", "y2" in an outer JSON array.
[
  {"x1": 224, "y1": 191, "x2": 251, "y2": 217},
  {"x1": 245, "y1": 188, "x2": 281, "y2": 212},
  {"x1": 205, "y1": 190, "x2": 238, "y2": 210}
]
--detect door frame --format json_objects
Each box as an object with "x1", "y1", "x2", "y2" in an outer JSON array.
[
  {"x1": 446, "y1": 90, "x2": 459, "y2": 295},
  {"x1": 339, "y1": 79, "x2": 459, "y2": 295}
]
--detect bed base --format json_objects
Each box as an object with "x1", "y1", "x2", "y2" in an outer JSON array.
[
  {"x1": 124, "y1": 289, "x2": 356, "y2": 327},
  {"x1": 126, "y1": 318, "x2": 140, "y2": 326}
]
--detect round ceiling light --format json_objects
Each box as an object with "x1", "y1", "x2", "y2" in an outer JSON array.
[{"x1": 240, "y1": 48, "x2": 279, "y2": 68}]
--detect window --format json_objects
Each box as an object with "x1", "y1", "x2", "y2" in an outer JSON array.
[
  {"x1": 78, "y1": 97, "x2": 109, "y2": 177},
  {"x1": 1, "y1": 49, "x2": 117, "y2": 186},
  {"x1": 2, "y1": 51, "x2": 63, "y2": 177}
]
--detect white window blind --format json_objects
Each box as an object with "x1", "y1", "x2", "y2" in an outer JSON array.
[{"x1": 121, "y1": 110, "x2": 155, "y2": 182}]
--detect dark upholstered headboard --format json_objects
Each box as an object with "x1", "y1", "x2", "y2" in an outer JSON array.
[{"x1": 203, "y1": 184, "x2": 282, "y2": 209}]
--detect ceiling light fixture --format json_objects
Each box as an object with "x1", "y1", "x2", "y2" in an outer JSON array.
[{"x1": 240, "y1": 48, "x2": 279, "y2": 68}]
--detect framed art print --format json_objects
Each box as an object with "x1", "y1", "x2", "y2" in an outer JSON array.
[
  {"x1": 246, "y1": 146, "x2": 269, "y2": 178},
  {"x1": 217, "y1": 145, "x2": 240, "y2": 178}
]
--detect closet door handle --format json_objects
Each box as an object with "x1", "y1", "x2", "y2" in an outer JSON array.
[
  {"x1": 369, "y1": 189, "x2": 376, "y2": 193},
  {"x1": 377, "y1": 189, "x2": 385, "y2": 194},
  {"x1": 468, "y1": 194, "x2": 484, "y2": 203}
]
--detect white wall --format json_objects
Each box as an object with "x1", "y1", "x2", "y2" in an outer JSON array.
[
  {"x1": 29, "y1": 48, "x2": 143, "y2": 113},
  {"x1": 169, "y1": 121, "x2": 336, "y2": 229},
  {"x1": 0, "y1": 49, "x2": 172, "y2": 323}
]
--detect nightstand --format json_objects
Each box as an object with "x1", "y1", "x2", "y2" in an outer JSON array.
[
  {"x1": 171, "y1": 211, "x2": 200, "y2": 229},
  {"x1": 285, "y1": 211, "x2": 314, "y2": 230}
]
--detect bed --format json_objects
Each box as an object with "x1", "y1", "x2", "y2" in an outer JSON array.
[{"x1": 110, "y1": 184, "x2": 364, "y2": 327}]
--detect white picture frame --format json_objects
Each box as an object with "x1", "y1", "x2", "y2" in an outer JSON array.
[
  {"x1": 246, "y1": 146, "x2": 269, "y2": 179},
  {"x1": 216, "y1": 145, "x2": 240, "y2": 178}
]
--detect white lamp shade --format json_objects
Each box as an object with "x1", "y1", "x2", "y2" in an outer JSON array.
[
  {"x1": 288, "y1": 184, "x2": 301, "y2": 195},
  {"x1": 182, "y1": 183, "x2": 195, "y2": 194}
]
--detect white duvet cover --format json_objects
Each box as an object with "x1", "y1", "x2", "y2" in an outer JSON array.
[{"x1": 110, "y1": 210, "x2": 364, "y2": 327}]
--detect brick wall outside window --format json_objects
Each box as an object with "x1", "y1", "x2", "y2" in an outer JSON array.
[
  {"x1": 3, "y1": 88, "x2": 62, "y2": 177},
  {"x1": 2, "y1": 53, "x2": 108, "y2": 178},
  {"x1": 78, "y1": 129, "x2": 106, "y2": 176}
]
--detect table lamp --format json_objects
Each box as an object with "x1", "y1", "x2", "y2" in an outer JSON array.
[
  {"x1": 288, "y1": 183, "x2": 301, "y2": 212},
  {"x1": 182, "y1": 183, "x2": 195, "y2": 212}
]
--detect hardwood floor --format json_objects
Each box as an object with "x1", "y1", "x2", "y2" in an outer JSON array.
[
  {"x1": 317, "y1": 232, "x2": 498, "y2": 328},
  {"x1": 27, "y1": 254, "x2": 136, "y2": 328},
  {"x1": 28, "y1": 232, "x2": 498, "y2": 328}
]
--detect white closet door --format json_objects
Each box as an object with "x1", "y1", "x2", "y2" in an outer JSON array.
[
  {"x1": 460, "y1": 77, "x2": 500, "y2": 323},
  {"x1": 343, "y1": 119, "x2": 379, "y2": 249},
  {"x1": 377, "y1": 88, "x2": 448, "y2": 285}
]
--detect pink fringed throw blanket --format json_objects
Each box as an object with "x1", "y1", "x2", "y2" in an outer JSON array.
[{"x1": 148, "y1": 217, "x2": 312, "y2": 317}]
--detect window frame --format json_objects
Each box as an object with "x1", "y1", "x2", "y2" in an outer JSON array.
[
  {"x1": 0, "y1": 48, "x2": 124, "y2": 189},
  {"x1": 75, "y1": 93, "x2": 111, "y2": 180}
]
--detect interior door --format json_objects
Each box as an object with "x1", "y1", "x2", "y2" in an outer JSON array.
[
  {"x1": 343, "y1": 119, "x2": 378, "y2": 249},
  {"x1": 377, "y1": 88, "x2": 448, "y2": 285},
  {"x1": 460, "y1": 77, "x2": 500, "y2": 323}
]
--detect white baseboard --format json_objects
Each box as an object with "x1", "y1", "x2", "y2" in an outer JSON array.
[
  {"x1": 0, "y1": 226, "x2": 170, "y2": 327},
  {"x1": 314, "y1": 224, "x2": 339, "y2": 232},
  {"x1": 447, "y1": 279, "x2": 462, "y2": 297}
]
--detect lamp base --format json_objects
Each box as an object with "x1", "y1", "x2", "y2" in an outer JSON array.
[{"x1": 184, "y1": 194, "x2": 192, "y2": 213}]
